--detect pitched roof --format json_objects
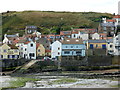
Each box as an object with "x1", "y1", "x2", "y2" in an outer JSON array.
[
  {"x1": 113, "y1": 15, "x2": 120, "y2": 18},
  {"x1": 61, "y1": 38, "x2": 84, "y2": 44},
  {"x1": 106, "y1": 19, "x2": 116, "y2": 22},
  {"x1": 18, "y1": 39, "x2": 27, "y2": 43},
  {"x1": 101, "y1": 23, "x2": 115, "y2": 27},
  {"x1": 72, "y1": 31, "x2": 78, "y2": 34},
  {"x1": 60, "y1": 31, "x2": 71, "y2": 35},
  {"x1": 8, "y1": 44, "x2": 18, "y2": 49},
  {"x1": 24, "y1": 41, "x2": 31, "y2": 44},
  {"x1": 45, "y1": 49, "x2": 51, "y2": 52},
  {"x1": 88, "y1": 39, "x2": 106, "y2": 43}
]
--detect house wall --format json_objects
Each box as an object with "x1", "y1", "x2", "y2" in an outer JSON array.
[
  {"x1": 92, "y1": 33, "x2": 100, "y2": 40},
  {"x1": 87, "y1": 43, "x2": 107, "y2": 49},
  {"x1": 37, "y1": 44, "x2": 45, "y2": 57},
  {"x1": 107, "y1": 42, "x2": 114, "y2": 54},
  {"x1": 71, "y1": 34, "x2": 78, "y2": 38},
  {"x1": 51, "y1": 41, "x2": 62, "y2": 58},
  {"x1": 0, "y1": 44, "x2": 19, "y2": 59},
  {"x1": 27, "y1": 41, "x2": 36, "y2": 59},
  {"x1": 113, "y1": 34, "x2": 120, "y2": 55},
  {"x1": 62, "y1": 44, "x2": 86, "y2": 56}
]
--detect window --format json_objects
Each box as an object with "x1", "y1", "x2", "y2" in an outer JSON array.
[
  {"x1": 110, "y1": 45, "x2": 113, "y2": 48},
  {"x1": 76, "y1": 51, "x2": 81, "y2": 55},
  {"x1": 103, "y1": 27, "x2": 106, "y2": 30},
  {"x1": 102, "y1": 44, "x2": 106, "y2": 49},
  {"x1": 58, "y1": 52, "x2": 60, "y2": 55},
  {"x1": 25, "y1": 48, "x2": 27, "y2": 51},
  {"x1": 58, "y1": 47, "x2": 60, "y2": 50},
  {"x1": 38, "y1": 49, "x2": 40, "y2": 52},
  {"x1": 71, "y1": 46, "x2": 73, "y2": 48},
  {"x1": 74, "y1": 34, "x2": 76, "y2": 37},
  {"x1": 90, "y1": 44, "x2": 93, "y2": 49},
  {"x1": 1, "y1": 55, "x2": 3, "y2": 59},
  {"x1": 31, "y1": 44, "x2": 33, "y2": 47},
  {"x1": 29, "y1": 53, "x2": 35, "y2": 57},
  {"x1": 21, "y1": 48, "x2": 23, "y2": 50},
  {"x1": 14, "y1": 50, "x2": 18, "y2": 53},
  {"x1": 96, "y1": 44, "x2": 98, "y2": 48},
  {"x1": 76, "y1": 46, "x2": 78, "y2": 48},
  {"x1": 66, "y1": 46, "x2": 68, "y2": 48},
  {"x1": 8, "y1": 55, "x2": 10, "y2": 59},
  {"x1": 64, "y1": 51, "x2": 70, "y2": 54},
  {"x1": 12, "y1": 55, "x2": 15, "y2": 59},
  {"x1": 4, "y1": 49, "x2": 7, "y2": 52}
]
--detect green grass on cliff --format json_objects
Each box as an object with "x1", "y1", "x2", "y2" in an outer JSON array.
[{"x1": 2, "y1": 11, "x2": 113, "y2": 37}]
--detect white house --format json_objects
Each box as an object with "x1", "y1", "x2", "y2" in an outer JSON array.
[
  {"x1": 3, "y1": 36, "x2": 9, "y2": 44},
  {"x1": 71, "y1": 31, "x2": 88, "y2": 40},
  {"x1": 113, "y1": 34, "x2": 120, "y2": 55},
  {"x1": 51, "y1": 40, "x2": 62, "y2": 58},
  {"x1": 19, "y1": 41, "x2": 36, "y2": 59},
  {"x1": 32, "y1": 31, "x2": 41, "y2": 38},
  {"x1": 107, "y1": 39, "x2": 114, "y2": 55},
  {"x1": 92, "y1": 33, "x2": 100, "y2": 40},
  {"x1": 61, "y1": 38, "x2": 86, "y2": 57},
  {"x1": 3, "y1": 34, "x2": 19, "y2": 44},
  {"x1": 51, "y1": 38, "x2": 86, "y2": 58}
]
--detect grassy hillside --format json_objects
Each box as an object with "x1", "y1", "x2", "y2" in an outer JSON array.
[{"x1": 2, "y1": 11, "x2": 113, "y2": 37}]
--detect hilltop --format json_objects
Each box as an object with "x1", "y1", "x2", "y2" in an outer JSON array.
[{"x1": 2, "y1": 11, "x2": 113, "y2": 37}]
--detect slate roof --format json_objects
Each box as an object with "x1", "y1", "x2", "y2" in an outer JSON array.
[
  {"x1": 101, "y1": 23, "x2": 115, "y2": 27},
  {"x1": 36, "y1": 38, "x2": 50, "y2": 50},
  {"x1": 8, "y1": 44, "x2": 18, "y2": 49},
  {"x1": 88, "y1": 40, "x2": 106, "y2": 43},
  {"x1": 6, "y1": 35, "x2": 18, "y2": 38}
]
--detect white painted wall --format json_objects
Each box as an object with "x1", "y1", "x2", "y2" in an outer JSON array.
[
  {"x1": 113, "y1": 34, "x2": 120, "y2": 55},
  {"x1": 51, "y1": 40, "x2": 62, "y2": 58},
  {"x1": 27, "y1": 41, "x2": 36, "y2": 59},
  {"x1": 92, "y1": 33, "x2": 100, "y2": 40}
]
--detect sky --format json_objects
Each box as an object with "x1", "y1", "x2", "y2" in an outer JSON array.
[{"x1": 0, "y1": 0, "x2": 120, "y2": 14}]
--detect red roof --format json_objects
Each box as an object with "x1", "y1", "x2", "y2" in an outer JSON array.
[
  {"x1": 72, "y1": 31, "x2": 78, "y2": 34},
  {"x1": 60, "y1": 31, "x2": 71, "y2": 35},
  {"x1": 45, "y1": 49, "x2": 51, "y2": 52},
  {"x1": 106, "y1": 19, "x2": 116, "y2": 22},
  {"x1": 13, "y1": 40, "x2": 19, "y2": 43},
  {"x1": 24, "y1": 41, "x2": 31, "y2": 44},
  {"x1": 113, "y1": 15, "x2": 120, "y2": 18}
]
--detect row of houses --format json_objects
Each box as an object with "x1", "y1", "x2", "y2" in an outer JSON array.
[
  {"x1": 0, "y1": 33, "x2": 120, "y2": 60},
  {"x1": 0, "y1": 15, "x2": 120, "y2": 60}
]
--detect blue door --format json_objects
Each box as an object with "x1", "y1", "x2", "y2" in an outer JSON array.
[
  {"x1": 90, "y1": 44, "x2": 93, "y2": 49},
  {"x1": 102, "y1": 44, "x2": 106, "y2": 49}
]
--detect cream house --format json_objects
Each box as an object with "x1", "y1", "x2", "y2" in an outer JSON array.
[
  {"x1": 36, "y1": 43, "x2": 45, "y2": 57},
  {"x1": 0, "y1": 44, "x2": 19, "y2": 59}
]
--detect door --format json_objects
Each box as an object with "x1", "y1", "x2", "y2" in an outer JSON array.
[
  {"x1": 102, "y1": 44, "x2": 106, "y2": 49},
  {"x1": 90, "y1": 44, "x2": 93, "y2": 49}
]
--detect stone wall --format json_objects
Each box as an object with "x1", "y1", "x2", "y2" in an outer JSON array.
[{"x1": 1, "y1": 59, "x2": 31, "y2": 70}]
